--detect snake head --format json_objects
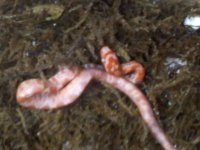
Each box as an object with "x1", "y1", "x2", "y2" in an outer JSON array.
[{"x1": 100, "y1": 46, "x2": 122, "y2": 76}]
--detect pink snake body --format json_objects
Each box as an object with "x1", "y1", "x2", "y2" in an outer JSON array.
[{"x1": 16, "y1": 46, "x2": 176, "y2": 150}]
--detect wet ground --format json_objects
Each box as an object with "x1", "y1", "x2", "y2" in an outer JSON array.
[{"x1": 0, "y1": 0, "x2": 200, "y2": 150}]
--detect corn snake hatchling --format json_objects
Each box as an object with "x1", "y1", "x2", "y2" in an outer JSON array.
[{"x1": 16, "y1": 46, "x2": 175, "y2": 150}]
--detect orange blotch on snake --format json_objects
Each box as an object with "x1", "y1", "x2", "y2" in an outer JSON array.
[{"x1": 100, "y1": 46, "x2": 145, "y2": 83}]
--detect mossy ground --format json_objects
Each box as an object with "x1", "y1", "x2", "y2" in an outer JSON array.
[{"x1": 0, "y1": 0, "x2": 200, "y2": 150}]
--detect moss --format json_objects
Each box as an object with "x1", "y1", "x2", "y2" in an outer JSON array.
[{"x1": 0, "y1": 0, "x2": 200, "y2": 149}]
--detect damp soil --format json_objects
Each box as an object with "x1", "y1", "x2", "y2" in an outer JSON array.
[{"x1": 0, "y1": 0, "x2": 200, "y2": 150}]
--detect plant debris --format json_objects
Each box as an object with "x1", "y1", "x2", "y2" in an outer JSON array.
[{"x1": 0, "y1": 0, "x2": 200, "y2": 150}]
